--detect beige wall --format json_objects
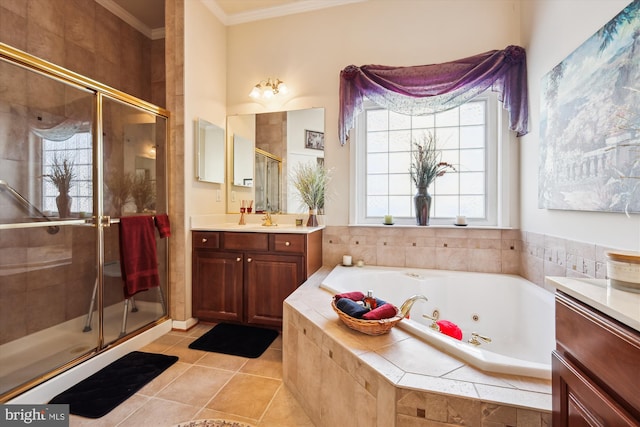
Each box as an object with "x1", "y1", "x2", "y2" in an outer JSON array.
[
  {"x1": 225, "y1": 0, "x2": 521, "y2": 226},
  {"x1": 519, "y1": 0, "x2": 639, "y2": 251}
]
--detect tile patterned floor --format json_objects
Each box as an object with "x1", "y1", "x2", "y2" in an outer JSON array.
[{"x1": 69, "y1": 323, "x2": 315, "y2": 427}]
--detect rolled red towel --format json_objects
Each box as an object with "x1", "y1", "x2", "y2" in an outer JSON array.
[
  {"x1": 361, "y1": 303, "x2": 398, "y2": 320},
  {"x1": 436, "y1": 320, "x2": 463, "y2": 340},
  {"x1": 334, "y1": 291, "x2": 365, "y2": 302}
]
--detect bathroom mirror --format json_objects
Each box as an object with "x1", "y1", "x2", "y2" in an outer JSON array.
[
  {"x1": 195, "y1": 118, "x2": 225, "y2": 184},
  {"x1": 226, "y1": 108, "x2": 325, "y2": 213},
  {"x1": 233, "y1": 134, "x2": 254, "y2": 187}
]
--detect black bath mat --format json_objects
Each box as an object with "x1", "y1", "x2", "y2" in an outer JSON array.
[
  {"x1": 188, "y1": 323, "x2": 278, "y2": 358},
  {"x1": 49, "y1": 351, "x2": 178, "y2": 418}
]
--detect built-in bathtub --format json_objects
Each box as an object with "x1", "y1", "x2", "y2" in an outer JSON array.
[{"x1": 320, "y1": 265, "x2": 555, "y2": 379}]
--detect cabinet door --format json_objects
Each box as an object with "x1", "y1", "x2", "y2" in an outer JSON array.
[
  {"x1": 244, "y1": 253, "x2": 304, "y2": 327},
  {"x1": 192, "y1": 250, "x2": 243, "y2": 323},
  {"x1": 552, "y1": 352, "x2": 638, "y2": 427}
]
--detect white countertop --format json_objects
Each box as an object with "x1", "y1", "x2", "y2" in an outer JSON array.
[
  {"x1": 190, "y1": 214, "x2": 324, "y2": 234},
  {"x1": 546, "y1": 277, "x2": 640, "y2": 332}
]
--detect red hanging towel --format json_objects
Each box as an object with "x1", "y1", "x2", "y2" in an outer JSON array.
[
  {"x1": 154, "y1": 213, "x2": 171, "y2": 238},
  {"x1": 119, "y1": 216, "x2": 159, "y2": 298}
]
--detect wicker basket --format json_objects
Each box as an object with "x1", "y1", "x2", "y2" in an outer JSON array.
[{"x1": 331, "y1": 299, "x2": 404, "y2": 335}]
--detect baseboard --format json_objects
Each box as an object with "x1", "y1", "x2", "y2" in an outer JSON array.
[
  {"x1": 172, "y1": 317, "x2": 198, "y2": 331},
  {"x1": 8, "y1": 319, "x2": 172, "y2": 404}
]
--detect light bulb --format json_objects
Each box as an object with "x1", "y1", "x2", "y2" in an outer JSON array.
[
  {"x1": 263, "y1": 87, "x2": 274, "y2": 98},
  {"x1": 277, "y1": 82, "x2": 288, "y2": 94},
  {"x1": 249, "y1": 85, "x2": 261, "y2": 99}
]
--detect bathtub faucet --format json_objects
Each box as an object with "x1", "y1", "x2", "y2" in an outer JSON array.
[
  {"x1": 468, "y1": 332, "x2": 492, "y2": 346},
  {"x1": 399, "y1": 295, "x2": 428, "y2": 318},
  {"x1": 422, "y1": 313, "x2": 440, "y2": 331}
]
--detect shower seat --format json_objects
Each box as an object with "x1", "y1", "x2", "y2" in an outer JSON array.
[{"x1": 82, "y1": 261, "x2": 166, "y2": 337}]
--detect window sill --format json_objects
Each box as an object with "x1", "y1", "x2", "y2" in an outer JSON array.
[{"x1": 347, "y1": 223, "x2": 516, "y2": 230}]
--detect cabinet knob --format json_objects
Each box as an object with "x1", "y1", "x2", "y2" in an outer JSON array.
[
  {"x1": 285, "y1": 241, "x2": 291, "y2": 246},
  {"x1": 202, "y1": 238, "x2": 207, "y2": 243},
  {"x1": 236, "y1": 257, "x2": 241, "y2": 262},
  {"x1": 247, "y1": 258, "x2": 252, "y2": 262}
]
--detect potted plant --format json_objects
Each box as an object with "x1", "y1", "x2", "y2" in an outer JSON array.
[
  {"x1": 105, "y1": 171, "x2": 133, "y2": 216},
  {"x1": 290, "y1": 162, "x2": 331, "y2": 226},
  {"x1": 131, "y1": 174, "x2": 155, "y2": 213},
  {"x1": 44, "y1": 155, "x2": 75, "y2": 218},
  {"x1": 409, "y1": 132, "x2": 455, "y2": 225}
]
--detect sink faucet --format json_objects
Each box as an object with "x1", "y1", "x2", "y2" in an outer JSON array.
[{"x1": 262, "y1": 211, "x2": 273, "y2": 226}]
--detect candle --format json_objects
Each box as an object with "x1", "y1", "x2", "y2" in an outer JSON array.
[
  {"x1": 455, "y1": 215, "x2": 467, "y2": 225},
  {"x1": 384, "y1": 215, "x2": 393, "y2": 224},
  {"x1": 342, "y1": 255, "x2": 352, "y2": 266}
]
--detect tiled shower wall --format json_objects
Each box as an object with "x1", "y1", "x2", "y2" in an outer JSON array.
[{"x1": 322, "y1": 226, "x2": 618, "y2": 289}]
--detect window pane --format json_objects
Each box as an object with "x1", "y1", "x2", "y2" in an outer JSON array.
[
  {"x1": 367, "y1": 195, "x2": 387, "y2": 216},
  {"x1": 460, "y1": 101, "x2": 485, "y2": 125},
  {"x1": 412, "y1": 114, "x2": 434, "y2": 129},
  {"x1": 389, "y1": 196, "x2": 412, "y2": 217},
  {"x1": 367, "y1": 109, "x2": 388, "y2": 131},
  {"x1": 460, "y1": 148, "x2": 485, "y2": 171},
  {"x1": 367, "y1": 131, "x2": 388, "y2": 152},
  {"x1": 434, "y1": 172, "x2": 459, "y2": 195},
  {"x1": 435, "y1": 108, "x2": 459, "y2": 127},
  {"x1": 460, "y1": 125, "x2": 485, "y2": 149},
  {"x1": 367, "y1": 174, "x2": 388, "y2": 195},
  {"x1": 389, "y1": 173, "x2": 411, "y2": 195},
  {"x1": 460, "y1": 172, "x2": 484, "y2": 194},
  {"x1": 434, "y1": 195, "x2": 458, "y2": 217},
  {"x1": 435, "y1": 127, "x2": 459, "y2": 150},
  {"x1": 460, "y1": 195, "x2": 485, "y2": 217},
  {"x1": 389, "y1": 111, "x2": 411, "y2": 130},
  {"x1": 367, "y1": 153, "x2": 389, "y2": 174},
  {"x1": 389, "y1": 151, "x2": 411, "y2": 174},
  {"x1": 389, "y1": 130, "x2": 411, "y2": 151}
]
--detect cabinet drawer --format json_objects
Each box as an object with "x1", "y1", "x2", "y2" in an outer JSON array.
[
  {"x1": 193, "y1": 231, "x2": 220, "y2": 249},
  {"x1": 223, "y1": 232, "x2": 268, "y2": 251},
  {"x1": 271, "y1": 234, "x2": 305, "y2": 253},
  {"x1": 555, "y1": 292, "x2": 640, "y2": 417}
]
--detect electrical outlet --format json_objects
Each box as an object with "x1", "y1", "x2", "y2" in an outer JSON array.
[
  {"x1": 231, "y1": 191, "x2": 236, "y2": 202},
  {"x1": 216, "y1": 189, "x2": 221, "y2": 202}
]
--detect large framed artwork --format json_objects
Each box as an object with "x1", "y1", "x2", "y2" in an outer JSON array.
[{"x1": 539, "y1": 0, "x2": 640, "y2": 213}]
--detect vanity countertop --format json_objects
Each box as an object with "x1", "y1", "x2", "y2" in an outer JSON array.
[
  {"x1": 191, "y1": 214, "x2": 324, "y2": 234},
  {"x1": 191, "y1": 222, "x2": 324, "y2": 234},
  {"x1": 546, "y1": 276, "x2": 640, "y2": 332}
]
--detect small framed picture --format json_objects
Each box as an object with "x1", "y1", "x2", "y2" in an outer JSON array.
[{"x1": 305, "y1": 130, "x2": 324, "y2": 150}]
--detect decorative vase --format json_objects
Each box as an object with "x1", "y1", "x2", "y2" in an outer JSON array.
[
  {"x1": 414, "y1": 187, "x2": 431, "y2": 226},
  {"x1": 307, "y1": 208, "x2": 319, "y2": 227},
  {"x1": 56, "y1": 193, "x2": 72, "y2": 218}
]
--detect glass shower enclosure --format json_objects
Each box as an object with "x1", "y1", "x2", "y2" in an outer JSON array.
[{"x1": 0, "y1": 44, "x2": 170, "y2": 401}]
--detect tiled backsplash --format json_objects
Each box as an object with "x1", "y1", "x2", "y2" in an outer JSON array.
[{"x1": 322, "y1": 226, "x2": 621, "y2": 289}]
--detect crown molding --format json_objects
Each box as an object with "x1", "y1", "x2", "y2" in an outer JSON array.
[
  {"x1": 95, "y1": 0, "x2": 165, "y2": 40},
  {"x1": 203, "y1": 0, "x2": 367, "y2": 26}
]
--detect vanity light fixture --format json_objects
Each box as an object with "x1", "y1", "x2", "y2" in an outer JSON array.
[{"x1": 249, "y1": 78, "x2": 288, "y2": 99}]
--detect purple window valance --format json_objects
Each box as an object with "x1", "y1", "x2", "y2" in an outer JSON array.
[{"x1": 339, "y1": 45, "x2": 529, "y2": 145}]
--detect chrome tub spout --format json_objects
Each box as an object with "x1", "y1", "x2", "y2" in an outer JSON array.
[{"x1": 399, "y1": 294, "x2": 428, "y2": 318}]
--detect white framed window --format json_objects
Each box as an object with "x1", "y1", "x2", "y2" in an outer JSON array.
[
  {"x1": 42, "y1": 132, "x2": 93, "y2": 214},
  {"x1": 351, "y1": 92, "x2": 515, "y2": 226}
]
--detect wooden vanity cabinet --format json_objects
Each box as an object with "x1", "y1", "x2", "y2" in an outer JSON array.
[
  {"x1": 552, "y1": 291, "x2": 640, "y2": 426},
  {"x1": 192, "y1": 229, "x2": 322, "y2": 328}
]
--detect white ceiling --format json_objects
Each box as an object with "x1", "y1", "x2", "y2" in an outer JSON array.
[{"x1": 98, "y1": 0, "x2": 365, "y2": 37}]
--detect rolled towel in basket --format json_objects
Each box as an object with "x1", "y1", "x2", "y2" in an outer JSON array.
[
  {"x1": 361, "y1": 303, "x2": 398, "y2": 320},
  {"x1": 334, "y1": 291, "x2": 365, "y2": 302},
  {"x1": 336, "y1": 298, "x2": 370, "y2": 318}
]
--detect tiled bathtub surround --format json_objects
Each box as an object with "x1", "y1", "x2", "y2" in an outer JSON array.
[
  {"x1": 322, "y1": 226, "x2": 625, "y2": 289},
  {"x1": 283, "y1": 268, "x2": 552, "y2": 427}
]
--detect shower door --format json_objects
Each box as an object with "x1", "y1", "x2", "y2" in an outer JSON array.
[{"x1": 0, "y1": 45, "x2": 170, "y2": 401}]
